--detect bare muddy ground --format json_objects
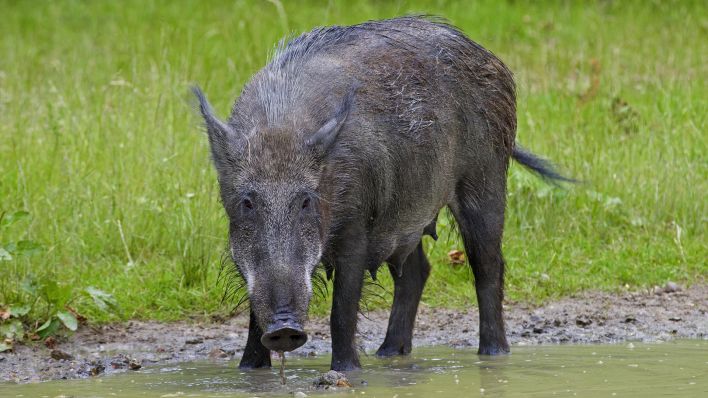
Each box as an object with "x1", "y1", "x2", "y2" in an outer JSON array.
[{"x1": 1, "y1": 284, "x2": 706, "y2": 383}]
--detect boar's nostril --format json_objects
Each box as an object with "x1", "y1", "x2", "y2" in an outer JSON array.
[{"x1": 261, "y1": 325, "x2": 308, "y2": 352}]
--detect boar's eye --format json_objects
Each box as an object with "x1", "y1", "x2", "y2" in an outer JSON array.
[
  {"x1": 240, "y1": 196, "x2": 254, "y2": 215},
  {"x1": 297, "y1": 193, "x2": 316, "y2": 215}
]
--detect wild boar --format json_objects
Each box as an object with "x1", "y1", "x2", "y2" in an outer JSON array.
[{"x1": 194, "y1": 16, "x2": 570, "y2": 371}]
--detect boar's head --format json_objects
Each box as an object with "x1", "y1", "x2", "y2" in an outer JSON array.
[{"x1": 193, "y1": 86, "x2": 355, "y2": 352}]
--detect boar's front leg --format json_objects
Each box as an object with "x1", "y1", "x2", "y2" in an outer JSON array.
[
  {"x1": 376, "y1": 242, "x2": 430, "y2": 357},
  {"x1": 329, "y1": 225, "x2": 367, "y2": 371},
  {"x1": 239, "y1": 309, "x2": 271, "y2": 368}
]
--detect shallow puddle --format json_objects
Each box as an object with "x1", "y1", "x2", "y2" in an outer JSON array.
[{"x1": 3, "y1": 340, "x2": 706, "y2": 397}]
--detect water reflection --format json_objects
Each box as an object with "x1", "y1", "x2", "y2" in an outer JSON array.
[
  {"x1": 476, "y1": 354, "x2": 512, "y2": 396},
  {"x1": 2, "y1": 340, "x2": 706, "y2": 398}
]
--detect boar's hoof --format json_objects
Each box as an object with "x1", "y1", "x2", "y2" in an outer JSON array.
[
  {"x1": 477, "y1": 343, "x2": 510, "y2": 356},
  {"x1": 375, "y1": 343, "x2": 411, "y2": 357}
]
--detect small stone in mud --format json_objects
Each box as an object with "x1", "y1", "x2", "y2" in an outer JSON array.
[
  {"x1": 575, "y1": 316, "x2": 592, "y2": 327},
  {"x1": 44, "y1": 336, "x2": 57, "y2": 349},
  {"x1": 664, "y1": 281, "x2": 681, "y2": 293},
  {"x1": 668, "y1": 316, "x2": 682, "y2": 322},
  {"x1": 89, "y1": 362, "x2": 105, "y2": 376},
  {"x1": 294, "y1": 392, "x2": 308, "y2": 398},
  {"x1": 50, "y1": 349, "x2": 73, "y2": 361},
  {"x1": 208, "y1": 348, "x2": 230, "y2": 359},
  {"x1": 314, "y1": 370, "x2": 352, "y2": 389},
  {"x1": 185, "y1": 337, "x2": 204, "y2": 344},
  {"x1": 109, "y1": 354, "x2": 141, "y2": 370},
  {"x1": 128, "y1": 358, "x2": 142, "y2": 370}
]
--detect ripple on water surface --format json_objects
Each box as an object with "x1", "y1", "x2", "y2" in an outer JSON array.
[{"x1": 3, "y1": 340, "x2": 706, "y2": 397}]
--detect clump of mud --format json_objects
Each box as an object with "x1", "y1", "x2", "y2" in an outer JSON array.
[{"x1": 313, "y1": 370, "x2": 352, "y2": 389}]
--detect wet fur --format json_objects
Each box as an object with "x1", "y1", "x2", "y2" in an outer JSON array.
[{"x1": 196, "y1": 16, "x2": 569, "y2": 370}]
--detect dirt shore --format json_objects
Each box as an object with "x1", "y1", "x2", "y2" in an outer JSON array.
[{"x1": 1, "y1": 284, "x2": 705, "y2": 383}]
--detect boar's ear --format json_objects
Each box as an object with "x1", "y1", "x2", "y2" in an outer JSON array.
[
  {"x1": 192, "y1": 86, "x2": 239, "y2": 168},
  {"x1": 305, "y1": 83, "x2": 359, "y2": 155}
]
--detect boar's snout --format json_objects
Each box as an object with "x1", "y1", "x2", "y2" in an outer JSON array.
[{"x1": 260, "y1": 312, "x2": 308, "y2": 352}]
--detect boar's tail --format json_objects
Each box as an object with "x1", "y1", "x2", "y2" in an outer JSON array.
[{"x1": 512, "y1": 145, "x2": 576, "y2": 184}]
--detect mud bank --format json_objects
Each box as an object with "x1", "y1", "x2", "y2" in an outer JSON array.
[{"x1": 1, "y1": 284, "x2": 705, "y2": 383}]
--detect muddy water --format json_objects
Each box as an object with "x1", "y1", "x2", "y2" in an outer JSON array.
[{"x1": 3, "y1": 340, "x2": 706, "y2": 397}]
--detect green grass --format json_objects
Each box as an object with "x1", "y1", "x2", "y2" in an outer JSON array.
[{"x1": 0, "y1": 0, "x2": 705, "y2": 325}]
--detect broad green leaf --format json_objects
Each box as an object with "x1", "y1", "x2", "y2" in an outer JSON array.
[
  {"x1": 0, "y1": 319, "x2": 25, "y2": 340},
  {"x1": 15, "y1": 240, "x2": 42, "y2": 256},
  {"x1": 10, "y1": 305, "x2": 31, "y2": 317},
  {"x1": 0, "y1": 210, "x2": 29, "y2": 228},
  {"x1": 0, "y1": 247, "x2": 11, "y2": 261},
  {"x1": 37, "y1": 318, "x2": 61, "y2": 339},
  {"x1": 40, "y1": 279, "x2": 60, "y2": 302},
  {"x1": 56, "y1": 310, "x2": 78, "y2": 331},
  {"x1": 20, "y1": 277, "x2": 39, "y2": 296},
  {"x1": 2, "y1": 241, "x2": 43, "y2": 257},
  {"x1": 0, "y1": 342, "x2": 11, "y2": 352},
  {"x1": 36, "y1": 318, "x2": 52, "y2": 332},
  {"x1": 41, "y1": 280, "x2": 72, "y2": 306},
  {"x1": 85, "y1": 287, "x2": 118, "y2": 312},
  {"x1": 3, "y1": 242, "x2": 16, "y2": 253}
]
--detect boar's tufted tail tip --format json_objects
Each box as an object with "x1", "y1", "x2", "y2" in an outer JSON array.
[
  {"x1": 190, "y1": 85, "x2": 209, "y2": 114},
  {"x1": 512, "y1": 145, "x2": 578, "y2": 185}
]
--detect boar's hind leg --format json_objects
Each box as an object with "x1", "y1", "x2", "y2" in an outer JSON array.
[
  {"x1": 376, "y1": 242, "x2": 430, "y2": 357},
  {"x1": 239, "y1": 309, "x2": 271, "y2": 368},
  {"x1": 450, "y1": 179, "x2": 510, "y2": 355}
]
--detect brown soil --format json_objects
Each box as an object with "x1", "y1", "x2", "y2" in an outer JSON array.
[{"x1": 1, "y1": 284, "x2": 705, "y2": 383}]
